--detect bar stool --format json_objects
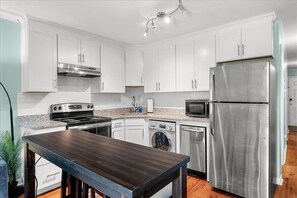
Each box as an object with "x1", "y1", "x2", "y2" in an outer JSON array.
[{"x1": 61, "y1": 170, "x2": 110, "y2": 198}]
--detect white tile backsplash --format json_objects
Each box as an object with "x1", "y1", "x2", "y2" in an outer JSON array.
[{"x1": 17, "y1": 78, "x2": 209, "y2": 116}]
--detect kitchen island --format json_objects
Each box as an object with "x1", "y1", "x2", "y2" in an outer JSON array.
[{"x1": 22, "y1": 129, "x2": 190, "y2": 198}]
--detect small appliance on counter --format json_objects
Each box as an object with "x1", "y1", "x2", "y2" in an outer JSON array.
[
  {"x1": 147, "y1": 99, "x2": 154, "y2": 113},
  {"x1": 185, "y1": 100, "x2": 209, "y2": 118}
]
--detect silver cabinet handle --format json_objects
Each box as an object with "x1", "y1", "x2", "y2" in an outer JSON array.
[
  {"x1": 195, "y1": 79, "x2": 197, "y2": 89},
  {"x1": 238, "y1": 45, "x2": 240, "y2": 56},
  {"x1": 102, "y1": 81, "x2": 104, "y2": 91},
  {"x1": 46, "y1": 172, "x2": 60, "y2": 178},
  {"x1": 142, "y1": 129, "x2": 144, "y2": 139},
  {"x1": 156, "y1": 82, "x2": 158, "y2": 91},
  {"x1": 127, "y1": 128, "x2": 143, "y2": 131},
  {"x1": 78, "y1": 53, "x2": 80, "y2": 62},
  {"x1": 192, "y1": 80, "x2": 194, "y2": 89},
  {"x1": 242, "y1": 44, "x2": 244, "y2": 56},
  {"x1": 158, "y1": 82, "x2": 160, "y2": 91},
  {"x1": 82, "y1": 54, "x2": 85, "y2": 63},
  {"x1": 53, "y1": 79, "x2": 57, "y2": 90},
  {"x1": 141, "y1": 76, "x2": 143, "y2": 84}
]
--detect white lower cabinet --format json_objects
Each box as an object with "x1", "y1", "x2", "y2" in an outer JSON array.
[
  {"x1": 112, "y1": 119, "x2": 125, "y2": 141},
  {"x1": 20, "y1": 126, "x2": 65, "y2": 195},
  {"x1": 124, "y1": 119, "x2": 148, "y2": 146}
]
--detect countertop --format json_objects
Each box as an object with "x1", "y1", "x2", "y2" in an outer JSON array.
[{"x1": 18, "y1": 108, "x2": 209, "y2": 130}]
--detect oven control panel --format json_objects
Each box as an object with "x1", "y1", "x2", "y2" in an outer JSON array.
[{"x1": 51, "y1": 103, "x2": 94, "y2": 113}]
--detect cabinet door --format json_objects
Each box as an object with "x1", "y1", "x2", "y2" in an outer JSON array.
[
  {"x1": 158, "y1": 43, "x2": 176, "y2": 92},
  {"x1": 176, "y1": 40, "x2": 195, "y2": 92},
  {"x1": 58, "y1": 35, "x2": 80, "y2": 65},
  {"x1": 216, "y1": 25, "x2": 241, "y2": 63},
  {"x1": 125, "y1": 126, "x2": 145, "y2": 145},
  {"x1": 112, "y1": 128, "x2": 125, "y2": 141},
  {"x1": 81, "y1": 40, "x2": 100, "y2": 68},
  {"x1": 143, "y1": 47, "x2": 159, "y2": 93},
  {"x1": 101, "y1": 45, "x2": 125, "y2": 93},
  {"x1": 195, "y1": 35, "x2": 216, "y2": 91},
  {"x1": 125, "y1": 48, "x2": 144, "y2": 86},
  {"x1": 241, "y1": 17, "x2": 273, "y2": 59},
  {"x1": 27, "y1": 21, "x2": 57, "y2": 92}
]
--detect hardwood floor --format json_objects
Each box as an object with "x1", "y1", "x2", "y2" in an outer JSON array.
[{"x1": 19, "y1": 130, "x2": 297, "y2": 198}]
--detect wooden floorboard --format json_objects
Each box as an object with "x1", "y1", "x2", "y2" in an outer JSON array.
[{"x1": 19, "y1": 130, "x2": 297, "y2": 198}]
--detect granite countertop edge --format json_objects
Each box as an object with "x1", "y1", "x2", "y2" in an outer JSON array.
[{"x1": 18, "y1": 110, "x2": 209, "y2": 130}]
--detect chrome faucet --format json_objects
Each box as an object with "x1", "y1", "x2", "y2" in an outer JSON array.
[{"x1": 132, "y1": 96, "x2": 138, "y2": 112}]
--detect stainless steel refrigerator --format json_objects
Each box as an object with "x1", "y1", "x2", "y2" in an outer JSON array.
[{"x1": 209, "y1": 60, "x2": 277, "y2": 198}]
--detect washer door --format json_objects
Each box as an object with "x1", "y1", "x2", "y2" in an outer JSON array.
[{"x1": 151, "y1": 131, "x2": 171, "y2": 151}]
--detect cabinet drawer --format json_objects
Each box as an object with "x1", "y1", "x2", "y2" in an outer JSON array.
[
  {"x1": 36, "y1": 163, "x2": 61, "y2": 191},
  {"x1": 125, "y1": 118, "x2": 146, "y2": 126},
  {"x1": 112, "y1": 119, "x2": 124, "y2": 128}
]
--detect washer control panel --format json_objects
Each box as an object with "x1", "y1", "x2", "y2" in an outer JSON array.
[{"x1": 149, "y1": 120, "x2": 176, "y2": 131}]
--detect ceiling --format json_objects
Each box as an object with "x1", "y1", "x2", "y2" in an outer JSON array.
[{"x1": 1, "y1": 0, "x2": 297, "y2": 68}]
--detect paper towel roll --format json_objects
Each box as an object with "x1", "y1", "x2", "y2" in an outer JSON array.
[{"x1": 147, "y1": 99, "x2": 154, "y2": 113}]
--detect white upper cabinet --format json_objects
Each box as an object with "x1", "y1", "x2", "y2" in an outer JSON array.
[
  {"x1": 195, "y1": 34, "x2": 216, "y2": 91},
  {"x1": 158, "y1": 43, "x2": 176, "y2": 92},
  {"x1": 125, "y1": 48, "x2": 143, "y2": 86},
  {"x1": 100, "y1": 45, "x2": 125, "y2": 93},
  {"x1": 57, "y1": 35, "x2": 80, "y2": 65},
  {"x1": 216, "y1": 25, "x2": 242, "y2": 63},
  {"x1": 176, "y1": 40, "x2": 195, "y2": 92},
  {"x1": 241, "y1": 17, "x2": 273, "y2": 59},
  {"x1": 216, "y1": 15, "x2": 274, "y2": 63},
  {"x1": 58, "y1": 34, "x2": 100, "y2": 68},
  {"x1": 143, "y1": 47, "x2": 159, "y2": 93},
  {"x1": 23, "y1": 20, "x2": 58, "y2": 92},
  {"x1": 143, "y1": 43, "x2": 176, "y2": 93},
  {"x1": 81, "y1": 40, "x2": 100, "y2": 68}
]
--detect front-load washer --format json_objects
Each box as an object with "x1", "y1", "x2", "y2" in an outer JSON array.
[{"x1": 149, "y1": 120, "x2": 176, "y2": 153}]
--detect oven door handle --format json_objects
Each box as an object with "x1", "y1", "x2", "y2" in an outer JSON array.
[{"x1": 69, "y1": 122, "x2": 112, "y2": 130}]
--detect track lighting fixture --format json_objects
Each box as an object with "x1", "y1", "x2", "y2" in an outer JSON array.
[{"x1": 144, "y1": 0, "x2": 186, "y2": 37}]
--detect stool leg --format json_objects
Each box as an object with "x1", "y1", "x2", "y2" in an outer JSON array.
[
  {"x1": 70, "y1": 175, "x2": 77, "y2": 197},
  {"x1": 82, "y1": 183, "x2": 89, "y2": 198},
  {"x1": 90, "y1": 188, "x2": 95, "y2": 198},
  {"x1": 61, "y1": 170, "x2": 67, "y2": 198},
  {"x1": 75, "y1": 179, "x2": 82, "y2": 198}
]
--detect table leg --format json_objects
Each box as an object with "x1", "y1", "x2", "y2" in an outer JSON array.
[
  {"x1": 172, "y1": 165, "x2": 187, "y2": 198},
  {"x1": 24, "y1": 143, "x2": 35, "y2": 198}
]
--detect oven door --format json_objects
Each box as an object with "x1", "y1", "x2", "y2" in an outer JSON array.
[{"x1": 68, "y1": 122, "x2": 112, "y2": 137}]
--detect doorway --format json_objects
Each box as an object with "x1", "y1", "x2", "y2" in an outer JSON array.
[{"x1": 288, "y1": 77, "x2": 297, "y2": 127}]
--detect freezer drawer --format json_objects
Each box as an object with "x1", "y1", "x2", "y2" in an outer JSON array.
[
  {"x1": 209, "y1": 103, "x2": 269, "y2": 198},
  {"x1": 210, "y1": 61, "x2": 270, "y2": 103},
  {"x1": 180, "y1": 125, "x2": 206, "y2": 174}
]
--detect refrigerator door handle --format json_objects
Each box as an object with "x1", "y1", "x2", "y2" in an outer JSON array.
[
  {"x1": 210, "y1": 70, "x2": 215, "y2": 101},
  {"x1": 210, "y1": 103, "x2": 215, "y2": 135}
]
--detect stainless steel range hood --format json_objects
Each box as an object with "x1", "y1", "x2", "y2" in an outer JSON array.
[{"x1": 58, "y1": 63, "x2": 101, "y2": 78}]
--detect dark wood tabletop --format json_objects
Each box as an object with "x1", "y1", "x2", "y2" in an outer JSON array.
[{"x1": 23, "y1": 129, "x2": 190, "y2": 198}]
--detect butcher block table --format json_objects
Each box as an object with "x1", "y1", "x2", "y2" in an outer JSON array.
[{"x1": 23, "y1": 129, "x2": 190, "y2": 198}]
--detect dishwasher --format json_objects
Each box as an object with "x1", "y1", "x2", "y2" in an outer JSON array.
[{"x1": 180, "y1": 125, "x2": 206, "y2": 177}]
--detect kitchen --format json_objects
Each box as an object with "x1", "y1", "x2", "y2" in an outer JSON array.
[{"x1": 0, "y1": 0, "x2": 296, "y2": 198}]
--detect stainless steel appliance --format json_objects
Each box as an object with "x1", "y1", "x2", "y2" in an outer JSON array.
[
  {"x1": 58, "y1": 63, "x2": 101, "y2": 78},
  {"x1": 50, "y1": 103, "x2": 111, "y2": 137},
  {"x1": 149, "y1": 120, "x2": 176, "y2": 152},
  {"x1": 180, "y1": 125, "x2": 206, "y2": 177},
  {"x1": 185, "y1": 100, "x2": 209, "y2": 118},
  {"x1": 209, "y1": 60, "x2": 277, "y2": 198}
]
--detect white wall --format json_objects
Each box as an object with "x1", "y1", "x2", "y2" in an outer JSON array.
[{"x1": 17, "y1": 76, "x2": 209, "y2": 116}]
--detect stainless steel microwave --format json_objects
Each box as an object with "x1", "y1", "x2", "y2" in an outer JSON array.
[{"x1": 185, "y1": 100, "x2": 209, "y2": 118}]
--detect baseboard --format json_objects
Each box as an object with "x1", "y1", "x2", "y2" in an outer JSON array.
[{"x1": 273, "y1": 176, "x2": 283, "y2": 185}]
